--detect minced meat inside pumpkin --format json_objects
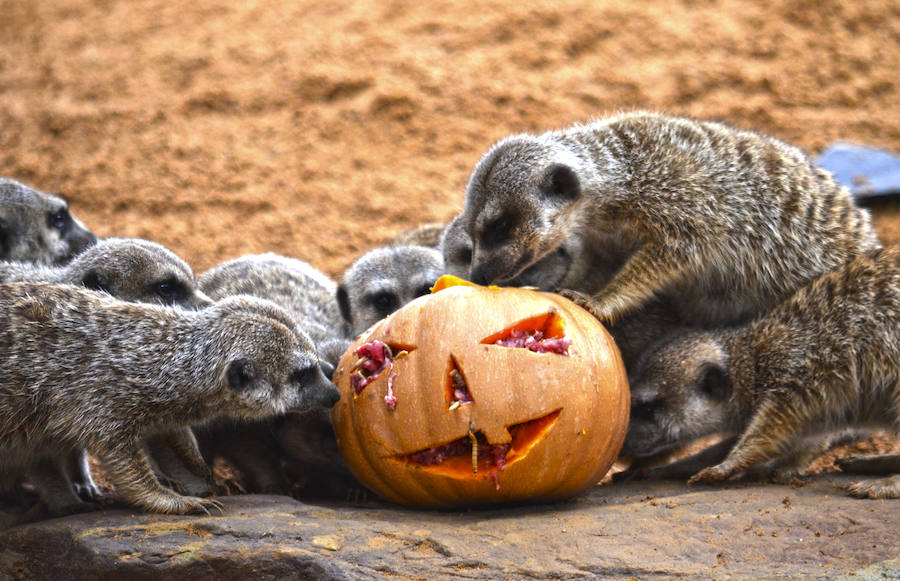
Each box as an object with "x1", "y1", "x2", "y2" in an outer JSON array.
[
  {"x1": 494, "y1": 328, "x2": 571, "y2": 354},
  {"x1": 351, "y1": 341, "x2": 408, "y2": 405}
]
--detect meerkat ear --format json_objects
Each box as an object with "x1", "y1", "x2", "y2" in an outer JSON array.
[
  {"x1": 80, "y1": 269, "x2": 111, "y2": 294},
  {"x1": 336, "y1": 284, "x2": 352, "y2": 324},
  {"x1": 540, "y1": 164, "x2": 581, "y2": 202},
  {"x1": 699, "y1": 364, "x2": 730, "y2": 402},
  {"x1": 226, "y1": 359, "x2": 254, "y2": 393}
]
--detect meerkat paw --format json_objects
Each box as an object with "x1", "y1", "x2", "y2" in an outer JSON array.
[
  {"x1": 73, "y1": 479, "x2": 106, "y2": 502},
  {"x1": 557, "y1": 289, "x2": 607, "y2": 320},
  {"x1": 845, "y1": 475, "x2": 900, "y2": 499},
  {"x1": 138, "y1": 491, "x2": 224, "y2": 515},
  {"x1": 688, "y1": 463, "x2": 740, "y2": 486}
]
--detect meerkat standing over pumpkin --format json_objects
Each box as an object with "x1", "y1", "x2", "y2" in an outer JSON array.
[
  {"x1": 620, "y1": 247, "x2": 900, "y2": 498},
  {"x1": 460, "y1": 111, "x2": 879, "y2": 326}
]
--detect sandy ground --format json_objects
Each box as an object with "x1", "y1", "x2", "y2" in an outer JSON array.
[{"x1": 2, "y1": 0, "x2": 898, "y2": 278}]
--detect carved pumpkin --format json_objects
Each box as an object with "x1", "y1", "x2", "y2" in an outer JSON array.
[{"x1": 331, "y1": 275, "x2": 629, "y2": 508}]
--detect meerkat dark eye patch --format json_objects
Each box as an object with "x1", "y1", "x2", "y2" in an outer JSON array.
[
  {"x1": 226, "y1": 359, "x2": 254, "y2": 393},
  {"x1": 366, "y1": 290, "x2": 399, "y2": 317},
  {"x1": 699, "y1": 365, "x2": 730, "y2": 401},
  {"x1": 154, "y1": 276, "x2": 188, "y2": 305},
  {"x1": 47, "y1": 208, "x2": 72, "y2": 233},
  {"x1": 454, "y1": 245, "x2": 473, "y2": 266},
  {"x1": 481, "y1": 213, "x2": 516, "y2": 248},
  {"x1": 541, "y1": 164, "x2": 581, "y2": 202}
]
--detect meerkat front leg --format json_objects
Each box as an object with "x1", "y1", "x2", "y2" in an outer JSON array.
[
  {"x1": 584, "y1": 243, "x2": 686, "y2": 323},
  {"x1": 689, "y1": 397, "x2": 812, "y2": 485},
  {"x1": 68, "y1": 449, "x2": 104, "y2": 501},
  {"x1": 96, "y1": 440, "x2": 223, "y2": 515},
  {"x1": 144, "y1": 428, "x2": 214, "y2": 497}
]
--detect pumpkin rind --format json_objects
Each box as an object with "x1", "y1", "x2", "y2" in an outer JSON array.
[{"x1": 331, "y1": 281, "x2": 630, "y2": 508}]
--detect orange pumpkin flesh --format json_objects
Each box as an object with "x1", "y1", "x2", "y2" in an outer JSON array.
[{"x1": 331, "y1": 275, "x2": 630, "y2": 508}]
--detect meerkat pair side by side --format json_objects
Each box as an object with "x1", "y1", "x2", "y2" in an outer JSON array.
[
  {"x1": 198, "y1": 254, "x2": 359, "y2": 498},
  {"x1": 620, "y1": 248, "x2": 900, "y2": 499},
  {"x1": 0, "y1": 282, "x2": 340, "y2": 515},
  {"x1": 457, "y1": 111, "x2": 879, "y2": 327},
  {"x1": 0, "y1": 177, "x2": 97, "y2": 265}
]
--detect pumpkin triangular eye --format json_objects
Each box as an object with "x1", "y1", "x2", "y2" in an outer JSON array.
[
  {"x1": 446, "y1": 355, "x2": 473, "y2": 409},
  {"x1": 480, "y1": 309, "x2": 571, "y2": 355}
]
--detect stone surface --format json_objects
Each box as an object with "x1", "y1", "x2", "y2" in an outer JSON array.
[{"x1": 2, "y1": 475, "x2": 898, "y2": 580}]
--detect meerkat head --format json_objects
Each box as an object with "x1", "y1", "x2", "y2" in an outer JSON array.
[
  {"x1": 67, "y1": 238, "x2": 213, "y2": 309},
  {"x1": 0, "y1": 178, "x2": 97, "y2": 265},
  {"x1": 337, "y1": 244, "x2": 443, "y2": 336},
  {"x1": 210, "y1": 296, "x2": 341, "y2": 419},
  {"x1": 441, "y1": 212, "x2": 575, "y2": 290},
  {"x1": 461, "y1": 135, "x2": 584, "y2": 286},
  {"x1": 619, "y1": 331, "x2": 732, "y2": 458}
]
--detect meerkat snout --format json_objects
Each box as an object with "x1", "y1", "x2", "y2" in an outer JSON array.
[{"x1": 291, "y1": 365, "x2": 340, "y2": 410}]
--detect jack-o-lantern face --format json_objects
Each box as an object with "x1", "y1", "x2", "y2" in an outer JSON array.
[{"x1": 332, "y1": 276, "x2": 629, "y2": 508}]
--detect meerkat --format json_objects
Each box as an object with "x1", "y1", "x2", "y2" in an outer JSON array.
[
  {"x1": 197, "y1": 254, "x2": 357, "y2": 497},
  {"x1": 0, "y1": 177, "x2": 97, "y2": 265},
  {"x1": 460, "y1": 111, "x2": 880, "y2": 327},
  {"x1": 0, "y1": 283, "x2": 340, "y2": 515},
  {"x1": 1, "y1": 236, "x2": 216, "y2": 501},
  {"x1": 619, "y1": 247, "x2": 900, "y2": 498},
  {"x1": 337, "y1": 244, "x2": 444, "y2": 337},
  {"x1": 0, "y1": 237, "x2": 212, "y2": 309}
]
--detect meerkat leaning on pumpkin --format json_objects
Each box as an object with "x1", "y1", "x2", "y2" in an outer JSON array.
[
  {"x1": 619, "y1": 247, "x2": 900, "y2": 498},
  {"x1": 459, "y1": 111, "x2": 879, "y2": 327}
]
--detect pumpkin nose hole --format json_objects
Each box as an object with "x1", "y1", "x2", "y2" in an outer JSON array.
[
  {"x1": 480, "y1": 309, "x2": 571, "y2": 355},
  {"x1": 446, "y1": 355, "x2": 474, "y2": 409},
  {"x1": 393, "y1": 409, "x2": 563, "y2": 488}
]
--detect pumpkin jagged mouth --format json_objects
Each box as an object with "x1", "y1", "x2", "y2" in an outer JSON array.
[
  {"x1": 392, "y1": 409, "x2": 562, "y2": 489},
  {"x1": 481, "y1": 310, "x2": 571, "y2": 355}
]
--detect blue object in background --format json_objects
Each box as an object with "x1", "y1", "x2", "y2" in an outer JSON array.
[{"x1": 816, "y1": 142, "x2": 900, "y2": 202}]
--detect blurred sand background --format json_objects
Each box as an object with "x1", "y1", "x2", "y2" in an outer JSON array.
[{"x1": 1, "y1": 0, "x2": 899, "y2": 278}]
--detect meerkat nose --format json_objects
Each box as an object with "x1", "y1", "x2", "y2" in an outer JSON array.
[{"x1": 470, "y1": 265, "x2": 492, "y2": 286}]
